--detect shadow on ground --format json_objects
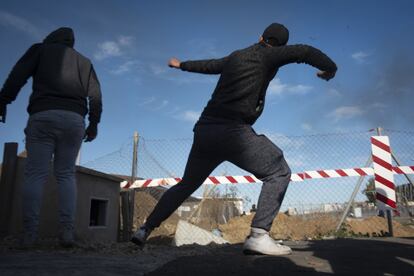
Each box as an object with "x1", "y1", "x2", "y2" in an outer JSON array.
[
  {"x1": 0, "y1": 237, "x2": 413, "y2": 275},
  {"x1": 146, "y1": 237, "x2": 414, "y2": 276}
]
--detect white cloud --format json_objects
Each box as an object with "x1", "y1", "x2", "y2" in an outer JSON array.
[
  {"x1": 152, "y1": 100, "x2": 169, "y2": 111},
  {"x1": 328, "y1": 106, "x2": 365, "y2": 122},
  {"x1": 178, "y1": 110, "x2": 201, "y2": 123},
  {"x1": 110, "y1": 60, "x2": 141, "y2": 75},
  {"x1": 94, "y1": 36, "x2": 134, "y2": 61},
  {"x1": 371, "y1": 102, "x2": 387, "y2": 109},
  {"x1": 118, "y1": 35, "x2": 133, "y2": 46},
  {"x1": 351, "y1": 51, "x2": 371, "y2": 64},
  {"x1": 301, "y1": 123, "x2": 312, "y2": 131},
  {"x1": 261, "y1": 131, "x2": 306, "y2": 150},
  {"x1": 0, "y1": 10, "x2": 44, "y2": 39},
  {"x1": 150, "y1": 63, "x2": 168, "y2": 75},
  {"x1": 327, "y1": 88, "x2": 342, "y2": 97},
  {"x1": 137, "y1": 97, "x2": 170, "y2": 111},
  {"x1": 137, "y1": 97, "x2": 156, "y2": 107},
  {"x1": 94, "y1": 41, "x2": 121, "y2": 60},
  {"x1": 187, "y1": 38, "x2": 218, "y2": 57},
  {"x1": 269, "y1": 78, "x2": 313, "y2": 96}
]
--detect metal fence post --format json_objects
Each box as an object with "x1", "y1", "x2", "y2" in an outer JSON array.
[{"x1": 335, "y1": 157, "x2": 372, "y2": 232}]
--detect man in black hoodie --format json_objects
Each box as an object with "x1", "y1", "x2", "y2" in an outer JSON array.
[
  {"x1": 0, "y1": 27, "x2": 102, "y2": 247},
  {"x1": 132, "y1": 23, "x2": 336, "y2": 256}
]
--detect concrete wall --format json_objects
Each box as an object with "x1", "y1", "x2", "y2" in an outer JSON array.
[{"x1": 1, "y1": 145, "x2": 121, "y2": 242}]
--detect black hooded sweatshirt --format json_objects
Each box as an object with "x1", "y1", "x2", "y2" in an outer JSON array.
[
  {"x1": 180, "y1": 43, "x2": 337, "y2": 125},
  {"x1": 0, "y1": 27, "x2": 102, "y2": 124}
]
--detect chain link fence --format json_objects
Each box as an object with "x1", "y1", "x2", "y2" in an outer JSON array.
[{"x1": 83, "y1": 129, "x2": 414, "y2": 244}]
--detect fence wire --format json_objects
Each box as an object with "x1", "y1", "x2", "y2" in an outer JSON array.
[{"x1": 83, "y1": 129, "x2": 414, "y2": 244}]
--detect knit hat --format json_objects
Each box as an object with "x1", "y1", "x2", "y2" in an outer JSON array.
[{"x1": 262, "y1": 23, "x2": 289, "y2": 46}]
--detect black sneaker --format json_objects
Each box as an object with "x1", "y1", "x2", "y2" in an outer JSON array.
[{"x1": 131, "y1": 226, "x2": 151, "y2": 247}]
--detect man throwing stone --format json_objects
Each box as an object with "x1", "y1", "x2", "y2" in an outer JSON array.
[{"x1": 131, "y1": 23, "x2": 337, "y2": 255}]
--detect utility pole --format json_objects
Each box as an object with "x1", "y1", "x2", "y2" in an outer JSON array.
[{"x1": 131, "y1": 131, "x2": 139, "y2": 184}]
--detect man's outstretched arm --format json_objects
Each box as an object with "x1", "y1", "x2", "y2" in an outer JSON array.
[
  {"x1": 0, "y1": 43, "x2": 41, "y2": 123},
  {"x1": 0, "y1": 44, "x2": 41, "y2": 105},
  {"x1": 267, "y1": 44, "x2": 337, "y2": 81},
  {"x1": 169, "y1": 57, "x2": 228, "y2": 74}
]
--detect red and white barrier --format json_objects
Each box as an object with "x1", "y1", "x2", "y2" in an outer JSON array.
[
  {"x1": 120, "y1": 165, "x2": 414, "y2": 189},
  {"x1": 371, "y1": 136, "x2": 396, "y2": 209}
]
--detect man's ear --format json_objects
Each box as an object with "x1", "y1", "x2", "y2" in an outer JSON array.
[{"x1": 259, "y1": 36, "x2": 264, "y2": 43}]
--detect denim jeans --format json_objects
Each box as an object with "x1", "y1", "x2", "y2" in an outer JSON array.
[
  {"x1": 145, "y1": 122, "x2": 291, "y2": 232},
  {"x1": 23, "y1": 110, "x2": 85, "y2": 237}
]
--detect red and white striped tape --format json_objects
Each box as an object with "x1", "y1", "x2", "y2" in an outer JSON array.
[
  {"x1": 120, "y1": 165, "x2": 414, "y2": 189},
  {"x1": 371, "y1": 136, "x2": 396, "y2": 209}
]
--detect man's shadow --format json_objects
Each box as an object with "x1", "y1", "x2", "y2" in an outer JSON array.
[{"x1": 145, "y1": 238, "x2": 414, "y2": 275}]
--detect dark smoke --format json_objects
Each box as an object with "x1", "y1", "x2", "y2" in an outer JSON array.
[
  {"x1": 354, "y1": 49, "x2": 414, "y2": 128},
  {"x1": 302, "y1": 48, "x2": 414, "y2": 131}
]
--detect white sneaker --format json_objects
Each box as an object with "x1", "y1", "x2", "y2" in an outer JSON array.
[{"x1": 243, "y1": 233, "x2": 292, "y2": 256}]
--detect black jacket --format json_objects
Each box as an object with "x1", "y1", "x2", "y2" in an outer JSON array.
[
  {"x1": 180, "y1": 43, "x2": 337, "y2": 125},
  {"x1": 0, "y1": 27, "x2": 102, "y2": 124}
]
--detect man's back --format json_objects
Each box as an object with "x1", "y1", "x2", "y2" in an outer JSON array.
[
  {"x1": 0, "y1": 27, "x2": 102, "y2": 125},
  {"x1": 30, "y1": 42, "x2": 92, "y2": 116},
  {"x1": 180, "y1": 42, "x2": 337, "y2": 125}
]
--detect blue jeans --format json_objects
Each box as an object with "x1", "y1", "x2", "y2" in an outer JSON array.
[
  {"x1": 23, "y1": 110, "x2": 85, "y2": 236},
  {"x1": 145, "y1": 122, "x2": 291, "y2": 232}
]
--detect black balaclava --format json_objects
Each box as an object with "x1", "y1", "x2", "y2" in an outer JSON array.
[
  {"x1": 262, "y1": 23, "x2": 289, "y2": 47},
  {"x1": 43, "y1": 27, "x2": 75, "y2": 48}
]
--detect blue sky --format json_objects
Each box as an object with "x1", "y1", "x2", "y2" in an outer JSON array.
[{"x1": 0, "y1": 0, "x2": 413, "y2": 164}]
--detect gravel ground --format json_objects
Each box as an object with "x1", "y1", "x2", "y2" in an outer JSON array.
[{"x1": 1, "y1": 237, "x2": 413, "y2": 275}]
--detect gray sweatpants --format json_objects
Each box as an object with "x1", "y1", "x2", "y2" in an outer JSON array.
[
  {"x1": 23, "y1": 110, "x2": 85, "y2": 236},
  {"x1": 145, "y1": 122, "x2": 291, "y2": 232}
]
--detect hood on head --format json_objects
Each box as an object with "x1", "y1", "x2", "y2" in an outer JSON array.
[
  {"x1": 262, "y1": 23, "x2": 289, "y2": 47},
  {"x1": 43, "y1": 27, "x2": 75, "y2": 47}
]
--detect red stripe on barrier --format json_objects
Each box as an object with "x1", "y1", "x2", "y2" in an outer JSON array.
[
  {"x1": 244, "y1": 175, "x2": 256, "y2": 183},
  {"x1": 371, "y1": 137, "x2": 391, "y2": 153},
  {"x1": 318, "y1": 170, "x2": 330, "y2": 178},
  {"x1": 123, "y1": 182, "x2": 132, "y2": 189},
  {"x1": 142, "y1": 179, "x2": 152, "y2": 187},
  {"x1": 304, "y1": 173, "x2": 311, "y2": 179},
  {"x1": 209, "y1": 177, "x2": 220, "y2": 184},
  {"x1": 298, "y1": 173, "x2": 306, "y2": 180},
  {"x1": 392, "y1": 167, "x2": 404, "y2": 174},
  {"x1": 374, "y1": 174, "x2": 395, "y2": 190},
  {"x1": 336, "y1": 169, "x2": 348, "y2": 177},
  {"x1": 376, "y1": 193, "x2": 396, "y2": 209},
  {"x1": 226, "y1": 176, "x2": 238, "y2": 184},
  {"x1": 174, "y1": 178, "x2": 182, "y2": 182},
  {"x1": 355, "y1": 168, "x2": 368, "y2": 176},
  {"x1": 372, "y1": 155, "x2": 393, "y2": 171}
]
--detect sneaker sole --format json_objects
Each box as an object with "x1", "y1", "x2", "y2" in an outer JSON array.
[
  {"x1": 243, "y1": 248, "x2": 292, "y2": 256},
  {"x1": 243, "y1": 249, "x2": 265, "y2": 255},
  {"x1": 131, "y1": 236, "x2": 145, "y2": 248}
]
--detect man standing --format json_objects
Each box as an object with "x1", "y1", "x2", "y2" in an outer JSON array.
[
  {"x1": 0, "y1": 27, "x2": 102, "y2": 247},
  {"x1": 132, "y1": 23, "x2": 337, "y2": 255}
]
